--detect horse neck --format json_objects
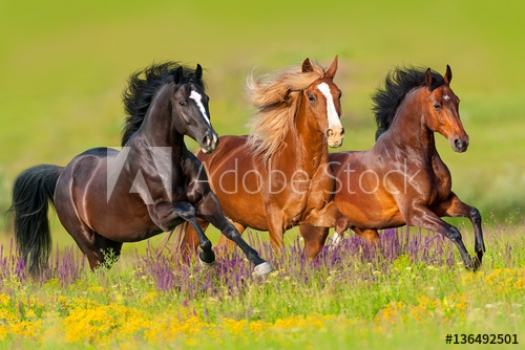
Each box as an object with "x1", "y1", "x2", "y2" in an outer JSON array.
[
  {"x1": 387, "y1": 89, "x2": 437, "y2": 158},
  {"x1": 281, "y1": 94, "x2": 328, "y2": 172},
  {"x1": 135, "y1": 88, "x2": 185, "y2": 154}
]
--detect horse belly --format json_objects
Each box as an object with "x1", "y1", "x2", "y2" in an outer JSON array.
[
  {"x1": 334, "y1": 173, "x2": 405, "y2": 228},
  {"x1": 213, "y1": 184, "x2": 268, "y2": 231},
  {"x1": 89, "y1": 202, "x2": 161, "y2": 242}
]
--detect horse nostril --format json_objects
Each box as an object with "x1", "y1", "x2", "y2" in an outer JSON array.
[
  {"x1": 326, "y1": 129, "x2": 334, "y2": 137},
  {"x1": 341, "y1": 127, "x2": 345, "y2": 136},
  {"x1": 203, "y1": 134, "x2": 211, "y2": 146},
  {"x1": 454, "y1": 138, "x2": 463, "y2": 149}
]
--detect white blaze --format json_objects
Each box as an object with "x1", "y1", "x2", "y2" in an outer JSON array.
[
  {"x1": 317, "y1": 83, "x2": 342, "y2": 129},
  {"x1": 189, "y1": 90, "x2": 211, "y2": 126}
]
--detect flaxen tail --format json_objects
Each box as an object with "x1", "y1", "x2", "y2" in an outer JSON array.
[
  {"x1": 172, "y1": 221, "x2": 191, "y2": 256},
  {"x1": 9, "y1": 164, "x2": 64, "y2": 276}
]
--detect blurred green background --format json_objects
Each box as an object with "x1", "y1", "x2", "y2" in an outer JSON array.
[{"x1": 1, "y1": 0, "x2": 524, "y2": 249}]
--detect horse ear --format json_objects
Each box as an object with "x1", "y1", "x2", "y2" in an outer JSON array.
[
  {"x1": 195, "y1": 64, "x2": 203, "y2": 81},
  {"x1": 424, "y1": 68, "x2": 433, "y2": 88},
  {"x1": 325, "y1": 55, "x2": 338, "y2": 78},
  {"x1": 302, "y1": 58, "x2": 314, "y2": 73},
  {"x1": 444, "y1": 64, "x2": 452, "y2": 85},
  {"x1": 173, "y1": 66, "x2": 184, "y2": 84}
]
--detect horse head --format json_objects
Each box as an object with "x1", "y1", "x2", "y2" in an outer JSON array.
[
  {"x1": 301, "y1": 56, "x2": 344, "y2": 148},
  {"x1": 170, "y1": 64, "x2": 218, "y2": 154},
  {"x1": 422, "y1": 65, "x2": 469, "y2": 153}
]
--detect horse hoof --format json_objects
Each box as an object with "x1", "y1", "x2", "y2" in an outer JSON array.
[
  {"x1": 465, "y1": 257, "x2": 481, "y2": 272},
  {"x1": 254, "y1": 262, "x2": 274, "y2": 276},
  {"x1": 472, "y1": 257, "x2": 482, "y2": 271},
  {"x1": 198, "y1": 250, "x2": 216, "y2": 266},
  {"x1": 332, "y1": 234, "x2": 342, "y2": 246},
  {"x1": 198, "y1": 256, "x2": 216, "y2": 267}
]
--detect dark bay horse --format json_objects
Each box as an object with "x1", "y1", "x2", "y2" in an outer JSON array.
[
  {"x1": 10, "y1": 62, "x2": 273, "y2": 276},
  {"x1": 300, "y1": 66, "x2": 485, "y2": 271},
  {"x1": 178, "y1": 57, "x2": 344, "y2": 254}
]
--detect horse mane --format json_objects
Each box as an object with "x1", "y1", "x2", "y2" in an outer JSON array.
[
  {"x1": 372, "y1": 66, "x2": 445, "y2": 141},
  {"x1": 121, "y1": 62, "x2": 205, "y2": 146},
  {"x1": 247, "y1": 61, "x2": 326, "y2": 161}
]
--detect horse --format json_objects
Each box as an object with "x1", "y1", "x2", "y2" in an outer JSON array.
[
  {"x1": 299, "y1": 65, "x2": 485, "y2": 271},
  {"x1": 10, "y1": 62, "x2": 273, "y2": 277},
  {"x1": 176, "y1": 56, "x2": 344, "y2": 255}
]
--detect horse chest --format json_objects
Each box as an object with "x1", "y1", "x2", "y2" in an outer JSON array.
[
  {"x1": 416, "y1": 159, "x2": 452, "y2": 205},
  {"x1": 287, "y1": 172, "x2": 332, "y2": 221}
]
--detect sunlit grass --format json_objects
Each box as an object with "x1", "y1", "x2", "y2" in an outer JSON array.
[{"x1": 0, "y1": 226, "x2": 524, "y2": 349}]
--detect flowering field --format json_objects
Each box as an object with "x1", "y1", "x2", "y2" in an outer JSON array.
[{"x1": 0, "y1": 226, "x2": 524, "y2": 349}]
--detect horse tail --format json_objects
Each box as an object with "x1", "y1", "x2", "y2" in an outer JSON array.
[
  {"x1": 9, "y1": 164, "x2": 64, "y2": 276},
  {"x1": 172, "y1": 221, "x2": 199, "y2": 261},
  {"x1": 172, "y1": 221, "x2": 189, "y2": 252}
]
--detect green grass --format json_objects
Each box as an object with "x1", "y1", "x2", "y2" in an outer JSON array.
[{"x1": 0, "y1": 226, "x2": 524, "y2": 348}]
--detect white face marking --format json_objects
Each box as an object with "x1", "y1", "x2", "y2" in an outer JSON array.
[
  {"x1": 317, "y1": 83, "x2": 342, "y2": 129},
  {"x1": 189, "y1": 90, "x2": 211, "y2": 126},
  {"x1": 443, "y1": 95, "x2": 451, "y2": 101}
]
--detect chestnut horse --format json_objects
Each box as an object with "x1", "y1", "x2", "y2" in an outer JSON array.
[
  {"x1": 177, "y1": 57, "x2": 344, "y2": 254},
  {"x1": 10, "y1": 62, "x2": 273, "y2": 276},
  {"x1": 300, "y1": 66, "x2": 485, "y2": 271}
]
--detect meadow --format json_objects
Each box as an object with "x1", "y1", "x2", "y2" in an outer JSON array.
[
  {"x1": 0, "y1": 0, "x2": 524, "y2": 348},
  {"x1": 1, "y1": 227, "x2": 524, "y2": 349}
]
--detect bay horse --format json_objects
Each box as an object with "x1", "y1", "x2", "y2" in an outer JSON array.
[
  {"x1": 10, "y1": 62, "x2": 273, "y2": 277},
  {"x1": 299, "y1": 66, "x2": 485, "y2": 271},
  {"x1": 177, "y1": 57, "x2": 344, "y2": 254}
]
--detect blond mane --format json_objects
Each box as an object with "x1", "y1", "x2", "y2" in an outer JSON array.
[{"x1": 246, "y1": 61, "x2": 326, "y2": 162}]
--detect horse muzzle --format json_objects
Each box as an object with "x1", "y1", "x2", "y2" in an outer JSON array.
[
  {"x1": 451, "y1": 135, "x2": 469, "y2": 153},
  {"x1": 326, "y1": 126, "x2": 345, "y2": 148},
  {"x1": 202, "y1": 130, "x2": 219, "y2": 154}
]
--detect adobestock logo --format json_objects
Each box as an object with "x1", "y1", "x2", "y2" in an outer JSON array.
[
  {"x1": 332, "y1": 159, "x2": 422, "y2": 196},
  {"x1": 106, "y1": 147, "x2": 174, "y2": 204},
  {"x1": 211, "y1": 158, "x2": 314, "y2": 195},
  {"x1": 105, "y1": 148, "x2": 423, "y2": 201}
]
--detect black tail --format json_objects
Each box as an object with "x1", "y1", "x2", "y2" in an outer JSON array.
[{"x1": 9, "y1": 164, "x2": 64, "y2": 276}]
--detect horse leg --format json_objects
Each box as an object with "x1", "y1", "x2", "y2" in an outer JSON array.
[
  {"x1": 148, "y1": 201, "x2": 215, "y2": 265},
  {"x1": 404, "y1": 204, "x2": 478, "y2": 271},
  {"x1": 264, "y1": 205, "x2": 286, "y2": 253},
  {"x1": 433, "y1": 193, "x2": 485, "y2": 264},
  {"x1": 333, "y1": 214, "x2": 351, "y2": 246},
  {"x1": 181, "y1": 218, "x2": 210, "y2": 258},
  {"x1": 299, "y1": 224, "x2": 330, "y2": 259},
  {"x1": 353, "y1": 227, "x2": 380, "y2": 244},
  {"x1": 216, "y1": 220, "x2": 246, "y2": 257},
  {"x1": 67, "y1": 228, "x2": 124, "y2": 270},
  {"x1": 195, "y1": 193, "x2": 274, "y2": 275},
  {"x1": 172, "y1": 202, "x2": 216, "y2": 265},
  {"x1": 95, "y1": 233, "x2": 124, "y2": 267},
  {"x1": 64, "y1": 224, "x2": 106, "y2": 270},
  {"x1": 55, "y1": 201, "x2": 109, "y2": 270}
]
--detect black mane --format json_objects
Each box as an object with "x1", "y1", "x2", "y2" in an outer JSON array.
[
  {"x1": 121, "y1": 62, "x2": 205, "y2": 146},
  {"x1": 372, "y1": 66, "x2": 444, "y2": 140}
]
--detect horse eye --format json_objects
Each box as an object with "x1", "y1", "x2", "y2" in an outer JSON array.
[
  {"x1": 309, "y1": 95, "x2": 316, "y2": 102},
  {"x1": 433, "y1": 104, "x2": 441, "y2": 110},
  {"x1": 179, "y1": 101, "x2": 186, "y2": 106}
]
